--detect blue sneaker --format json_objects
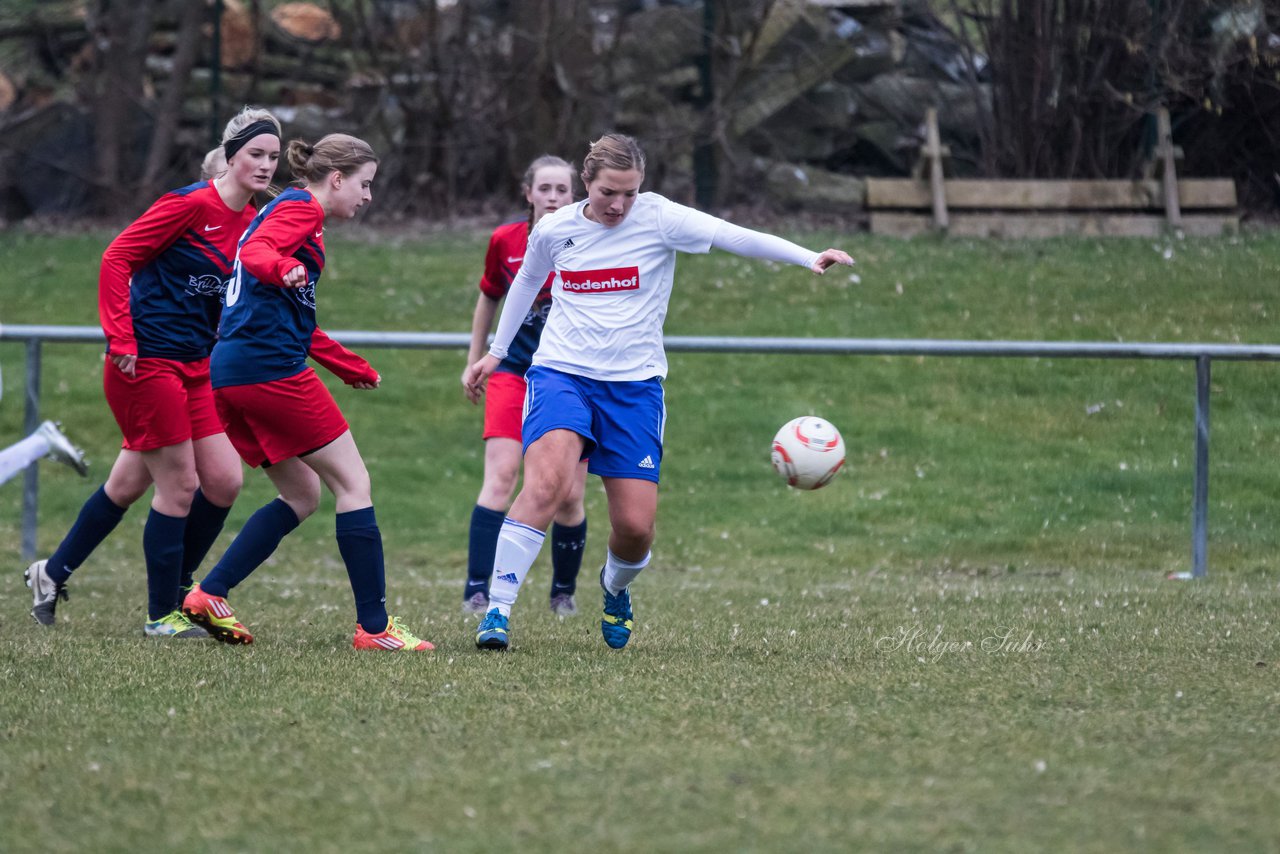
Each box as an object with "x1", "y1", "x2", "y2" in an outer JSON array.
[
  {"x1": 475, "y1": 608, "x2": 510, "y2": 650},
  {"x1": 600, "y1": 568, "x2": 634, "y2": 649}
]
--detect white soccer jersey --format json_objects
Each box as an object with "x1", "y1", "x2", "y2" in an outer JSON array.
[{"x1": 496, "y1": 192, "x2": 722, "y2": 381}]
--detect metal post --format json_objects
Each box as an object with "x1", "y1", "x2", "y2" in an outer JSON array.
[
  {"x1": 1192, "y1": 355, "x2": 1210, "y2": 578},
  {"x1": 22, "y1": 338, "x2": 42, "y2": 562}
]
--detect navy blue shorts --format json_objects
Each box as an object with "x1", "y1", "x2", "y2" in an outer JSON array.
[{"x1": 522, "y1": 365, "x2": 665, "y2": 482}]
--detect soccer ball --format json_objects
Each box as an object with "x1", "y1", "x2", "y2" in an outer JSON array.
[{"x1": 771, "y1": 416, "x2": 846, "y2": 490}]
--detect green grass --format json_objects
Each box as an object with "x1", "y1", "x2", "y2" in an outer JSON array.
[{"x1": 2, "y1": 228, "x2": 1280, "y2": 851}]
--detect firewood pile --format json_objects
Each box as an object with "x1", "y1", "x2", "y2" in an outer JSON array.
[{"x1": 0, "y1": 0, "x2": 992, "y2": 220}]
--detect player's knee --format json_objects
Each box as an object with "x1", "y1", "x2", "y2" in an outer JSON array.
[
  {"x1": 159, "y1": 470, "x2": 201, "y2": 505},
  {"x1": 562, "y1": 476, "x2": 587, "y2": 509},
  {"x1": 556, "y1": 492, "x2": 585, "y2": 522},
  {"x1": 611, "y1": 515, "x2": 655, "y2": 549},
  {"x1": 200, "y1": 470, "x2": 243, "y2": 507},
  {"x1": 285, "y1": 492, "x2": 320, "y2": 521},
  {"x1": 525, "y1": 477, "x2": 571, "y2": 515},
  {"x1": 336, "y1": 471, "x2": 372, "y2": 507},
  {"x1": 479, "y1": 468, "x2": 519, "y2": 506},
  {"x1": 106, "y1": 472, "x2": 151, "y2": 506},
  {"x1": 280, "y1": 481, "x2": 321, "y2": 520}
]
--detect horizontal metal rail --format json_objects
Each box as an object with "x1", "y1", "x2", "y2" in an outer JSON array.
[
  {"x1": 6, "y1": 323, "x2": 1279, "y2": 577},
  {"x1": 7, "y1": 324, "x2": 1280, "y2": 360}
]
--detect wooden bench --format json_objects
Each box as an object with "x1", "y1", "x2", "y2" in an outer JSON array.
[{"x1": 867, "y1": 108, "x2": 1239, "y2": 238}]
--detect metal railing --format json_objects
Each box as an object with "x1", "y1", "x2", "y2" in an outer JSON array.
[{"x1": 6, "y1": 322, "x2": 1280, "y2": 577}]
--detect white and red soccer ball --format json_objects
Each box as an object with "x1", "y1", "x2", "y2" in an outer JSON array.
[{"x1": 771, "y1": 416, "x2": 846, "y2": 490}]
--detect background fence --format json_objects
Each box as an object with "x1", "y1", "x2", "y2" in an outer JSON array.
[{"x1": 6, "y1": 322, "x2": 1280, "y2": 577}]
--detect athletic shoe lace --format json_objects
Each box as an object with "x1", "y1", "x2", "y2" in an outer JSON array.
[
  {"x1": 604, "y1": 588, "x2": 631, "y2": 620},
  {"x1": 386, "y1": 616, "x2": 421, "y2": 645}
]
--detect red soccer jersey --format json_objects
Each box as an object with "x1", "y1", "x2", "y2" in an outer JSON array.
[
  {"x1": 212, "y1": 188, "x2": 375, "y2": 389},
  {"x1": 479, "y1": 220, "x2": 555, "y2": 374},
  {"x1": 99, "y1": 180, "x2": 256, "y2": 360}
]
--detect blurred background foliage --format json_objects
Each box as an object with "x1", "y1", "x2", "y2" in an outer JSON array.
[{"x1": 0, "y1": 0, "x2": 1276, "y2": 222}]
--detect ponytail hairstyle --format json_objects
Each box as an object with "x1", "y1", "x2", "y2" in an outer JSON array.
[
  {"x1": 200, "y1": 146, "x2": 227, "y2": 181},
  {"x1": 286, "y1": 134, "x2": 378, "y2": 187},
  {"x1": 522, "y1": 154, "x2": 573, "y2": 227},
  {"x1": 581, "y1": 134, "x2": 645, "y2": 185}
]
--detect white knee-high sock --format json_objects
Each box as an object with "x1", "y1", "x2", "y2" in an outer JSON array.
[
  {"x1": 489, "y1": 519, "x2": 546, "y2": 617},
  {"x1": 602, "y1": 549, "x2": 650, "y2": 596}
]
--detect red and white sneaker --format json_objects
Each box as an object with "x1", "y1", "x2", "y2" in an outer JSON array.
[
  {"x1": 182, "y1": 584, "x2": 253, "y2": 645},
  {"x1": 353, "y1": 616, "x2": 434, "y2": 651}
]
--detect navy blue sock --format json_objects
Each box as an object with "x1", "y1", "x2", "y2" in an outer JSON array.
[
  {"x1": 550, "y1": 518, "x2": 588, "y2": 596},
  {"x1": 336, "y1": 507, "x2": 387, "y2": 634},
  {"x1": 180, "y1": 489, "x2": 231, "y2": 592},
  {"x1": 143, "y1": 509, "x2": 186, "y2": 620},
  {"x1": 200, "y1": 499, "x2": 299, "y2": 598},
  {"x1": 46, "y1": 486, "x2": 129, "y2": 584},
  {"x1": 466, "y1": 504, "x2": 506, "y2": 598}
]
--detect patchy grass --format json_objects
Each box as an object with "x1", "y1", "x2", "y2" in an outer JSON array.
[{"x1": 2, "y1": 229, "x2": 1279, "y2": 850}]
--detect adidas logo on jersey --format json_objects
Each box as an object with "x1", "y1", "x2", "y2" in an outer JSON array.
[
  {"x1": 562, "y1": 238, "x2": 575, "y2": 248},
  {"x1": 496, "y1": 572, "x2": 518, "y2": 584},
  {"x1": 637, "y1": 455, "x2": 655, "y2": 469}
]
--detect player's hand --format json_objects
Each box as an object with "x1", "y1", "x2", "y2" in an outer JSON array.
[
  {"x1": 109, "y1": 353, "x2": 137, "y2": 378},
  {"x1": 282, "y1": 265, "x2": 308, "y2": 288},
  {"x1": 463, "y1": 354, "x2": 500, "y2": 400},
  {"x1": 461, "y1": 363, "x2": 482, "y2": 404},
  {"x1": 810, "y1": 249, "x2": 854, "y2": 274},
  {"x1": 352, "y1": 374, "x2": 381, "y2": 390}
]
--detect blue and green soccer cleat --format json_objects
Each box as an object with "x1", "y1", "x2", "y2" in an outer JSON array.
[
  {"x1": 475, "y1": 608, "x2": 510, "y2": 650},
  {"x1": 600, "y1": 568, "x2": 634, "y2": 649}
]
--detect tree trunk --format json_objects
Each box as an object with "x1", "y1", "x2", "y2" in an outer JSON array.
[
  {"x1": 140, "y1": 0, "x2": 208, "y2": 203},
  {"x1": 91, "y1": 0, "x2": 158, "y2": 213}
]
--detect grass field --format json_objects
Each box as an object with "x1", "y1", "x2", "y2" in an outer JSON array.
[{"x1": 2, "y1": 228, "x2": 1279, "y2": 852}]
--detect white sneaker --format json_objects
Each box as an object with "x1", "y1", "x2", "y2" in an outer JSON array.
[
  {"x1": 24, "y1": 559, "x2": 67, "y2": 626},
  {"x1": 37, "y1": 421, "x2": 88, "y2": 477}
]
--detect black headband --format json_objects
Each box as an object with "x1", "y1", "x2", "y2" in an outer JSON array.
[{"x1": 223, "y1": 120, "x2": 280, "y2": 161}]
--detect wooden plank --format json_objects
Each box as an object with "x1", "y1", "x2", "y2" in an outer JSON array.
[
  {"x1": 870, "y1": 211, "x2": 1238, "y2": 239},
  {"x1": 866, "y1": 178, "x2": 1236, "y2": 210},
  {"x1": 806, "y1": 0, "x2": 898, "y2": 7}
]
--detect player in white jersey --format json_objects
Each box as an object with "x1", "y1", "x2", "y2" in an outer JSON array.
[{"x1": 463, "y1": 133, "x2": 853, "y2": 651}]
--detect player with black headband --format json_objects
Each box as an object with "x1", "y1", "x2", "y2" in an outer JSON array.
[
  {"x1": 182, "y1": 133, "x2": 433, "y2": 652},
  {"x1": 23, "y1": 107, "x2": 281, "y2": 637}
]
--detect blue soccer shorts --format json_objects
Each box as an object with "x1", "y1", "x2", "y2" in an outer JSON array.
[{"x1": 521, "y1": 365, "x2": 665, "y2": 483}]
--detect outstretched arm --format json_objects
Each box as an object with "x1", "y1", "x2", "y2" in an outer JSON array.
[{"x1": 710, "y1": 221, "x2": 854, "y2": 274}]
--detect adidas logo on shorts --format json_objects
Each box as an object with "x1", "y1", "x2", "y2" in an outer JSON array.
[{"x1": 637, "y1": 455, "x2": 655, "y2": 469}]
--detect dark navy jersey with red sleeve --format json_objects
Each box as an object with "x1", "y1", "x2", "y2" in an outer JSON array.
[
  {"x1": 480, "y1": 220, "x2": 556, "y2": 376},
  {"x1": 211, "y1": 188, "x2": 329, "y2": 389},
  {"x1": 210, "y1": 187, "x2": 377, "y2": 390},
  {"x1": 99, "y1": 180, "x2": 255, "y2": 360}
]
